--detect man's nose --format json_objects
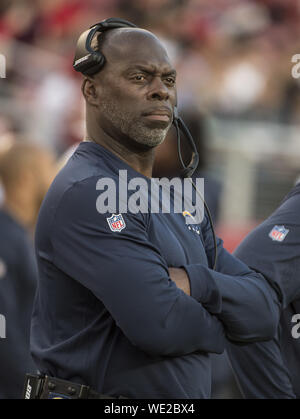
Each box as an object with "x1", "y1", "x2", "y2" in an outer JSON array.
[{"x1": 147, "y1": 77, "x2": 170, "y2": 101}]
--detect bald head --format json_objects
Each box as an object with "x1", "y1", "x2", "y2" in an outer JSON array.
[
  {"x1": 0, "y1": 141, "x2": 55, "y2": 205},
  {"x1": 82, "y1": 24, "x2": 177, "y2": 153},
  {"x1": 94, "y1": 28, "x2": 171, "y2": 72},
  {"x1": 0, "y1": 141, "x2": 56, "y2": 228},
  {"x1": 0, "y1": 142, "x2": 51, "y2": 188}
]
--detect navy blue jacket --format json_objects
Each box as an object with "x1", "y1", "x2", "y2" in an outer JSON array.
[
  {"x1": 31, "y1": 142, "x2": 279, "y2": 399},
  {"x1": 227, "y1": 184, "x2": 300, "y2": 398},
  {"x1": 0, "y1": 209, "x2": 37, "y2": 399}
]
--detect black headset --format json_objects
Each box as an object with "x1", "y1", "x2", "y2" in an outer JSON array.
[
  {"x1": 73, "y1": 18, "x2": 137, "y2": 76},
  {"x1": 73, "y1": 17, "x2": 217, "y2": 269}
]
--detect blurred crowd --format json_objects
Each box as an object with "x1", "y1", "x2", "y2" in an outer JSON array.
[
  {"x1": 1, "y1": 0, "x2": 300, "y2": 399},
  {"x1": 1, "y1": 0, "x2": 300, "y2": 154}
]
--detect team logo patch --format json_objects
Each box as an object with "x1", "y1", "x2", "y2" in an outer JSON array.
[
  {"x1": 269, "y1": 225, "x2": 289, "y2": 242},
  {"x1": 106, "y1": 214, "x2": 126, "y2": 232},
  {"x1": 182, "y1": 211, "x2": 201, "y2": 235},
  {"x1": 182, "y1": 210, "x2": 195, "y2": 222},
  {"x1": 48, "y1": 393, "x2": 71, "y2": 399}
]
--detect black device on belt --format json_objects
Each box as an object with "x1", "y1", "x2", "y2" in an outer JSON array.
[{"x1": 23, "y1": 374, "x2": 126, "y2": 399}]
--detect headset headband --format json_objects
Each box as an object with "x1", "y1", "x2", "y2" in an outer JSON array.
[{"x1": 73, "y1": 17, "x2": 137, "y2": 76}]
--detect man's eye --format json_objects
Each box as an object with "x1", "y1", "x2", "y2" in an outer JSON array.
[
  {"x1": 165, "y1": 77, "x2": 176, "y2": 85},
  {"x1": 134, "y1": 75, "x2": 146, "y2": 81}
]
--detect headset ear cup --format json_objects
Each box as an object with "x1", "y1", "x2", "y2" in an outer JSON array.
[
  {"x1": 85, "y1": 53, "x2": 106, "y2": 76},
  {"x1": 74, "y1": 18, "x2": 137, "y2": 76},
  {"x1": 74, "y1": 53, "x2": 105, "y2": 76}
]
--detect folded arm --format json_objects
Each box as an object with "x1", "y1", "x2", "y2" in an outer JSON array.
[
  {"x1": 51, "y1": 179, "x2": 226, "y2": 357},
  {"x1": 170, "y1": 214, "x2": 281, "y2": 343}
]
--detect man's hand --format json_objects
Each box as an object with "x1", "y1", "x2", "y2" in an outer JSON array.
[{"x1": 168, "y1": 267, "x2": 191, "y2": 296}]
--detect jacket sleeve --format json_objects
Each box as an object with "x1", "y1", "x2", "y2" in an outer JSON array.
[
  {"x1": 226, "y1": 193, "x2": 300, "y2": 397},
  {"x1": 50, "y1": 178, "x2": 225, "y2": 357},
  {"x1": 234, "y1": 201, "x2": 300, "y2": 309},
  {"x1": 226, "y1": 329, "x2": 296, "y2": 399},
  {"x1": 182, "y1": 214, "x2": 281, "y2": 343}
]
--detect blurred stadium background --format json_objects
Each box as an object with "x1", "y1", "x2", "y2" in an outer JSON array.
[
  {"x1": 2, "y1": 0, "x2": 300, "y2": 246},
  {"x1": 1, "y1": 0, "x2": 300, "y2": 398}
]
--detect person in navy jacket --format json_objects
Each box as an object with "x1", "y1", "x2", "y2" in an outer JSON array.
[
  {"x1": 0, "y1": 141, "x2": 55, "y2": 398},
  {"x1": 31, "y1": 22, "x2": 282, "y2": 399},
  {"x1": 227, "y1": 182, "x2": 300, "y2": 399}
]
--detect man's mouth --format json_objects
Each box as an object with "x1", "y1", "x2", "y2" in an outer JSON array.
[
  {"x1": 142, "y1": 108, "x2": 172, "y2": 123},
  {"x1": 144, "y1": 114, "x2": 170, "y2": 122}
]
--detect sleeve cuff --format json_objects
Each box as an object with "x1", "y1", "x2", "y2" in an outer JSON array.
[{"x1": 182, "y1": 264, "x2": 222, "y2": 314}]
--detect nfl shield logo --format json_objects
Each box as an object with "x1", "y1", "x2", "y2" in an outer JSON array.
[
  {"x1": 106, "y1": 214, "x2": 126, "y2": 232},
  {"x1": 269, "y1": 225, "x2": 289, "y2": 242}
]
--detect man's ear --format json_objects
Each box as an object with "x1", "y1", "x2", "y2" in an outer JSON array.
[{"x1": 82, "y1": 77, "x2": 99, "y2": 107}]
